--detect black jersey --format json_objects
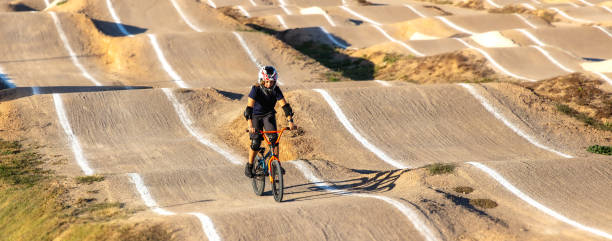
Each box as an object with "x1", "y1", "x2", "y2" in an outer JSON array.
[{"x1": 248, "y1": 85, "x2": 285, "y2": 115}]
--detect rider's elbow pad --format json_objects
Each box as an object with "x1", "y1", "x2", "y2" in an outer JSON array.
[
  {"x1": 282, "y1": 104, "x2": 294, "y2": 117},
  {"x1": 244, "y1": 106, "x2": 253, "y2": 120}
]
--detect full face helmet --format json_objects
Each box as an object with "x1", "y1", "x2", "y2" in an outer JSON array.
[{"x1": 258, "y1": 66, "x2": 278, "y2": 90}]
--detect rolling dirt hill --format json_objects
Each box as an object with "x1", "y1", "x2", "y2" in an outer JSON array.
[{"x1": 0, "y1": 0, "x2": 611, "y2": 240}]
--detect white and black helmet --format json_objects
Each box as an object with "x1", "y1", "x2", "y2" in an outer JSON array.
[{"x1": 258, "y1": 66, "x2": 278, "y2": 89}]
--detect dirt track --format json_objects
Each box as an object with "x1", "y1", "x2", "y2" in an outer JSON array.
[{"x1": 1, "y1": 0, "x2": 611, "y2": 240}]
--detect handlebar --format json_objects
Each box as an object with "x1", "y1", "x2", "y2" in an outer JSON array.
[
  {"x1": 245, "y1": 127, "x2": 291, "y2": 145},
  {"x1": 245, "y1": 127, "x2": 291, "y2": 134}
]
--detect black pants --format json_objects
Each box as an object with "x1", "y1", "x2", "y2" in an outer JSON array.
[{"x1": 250, "y1": 112, "x2": 277, "y2": 141}]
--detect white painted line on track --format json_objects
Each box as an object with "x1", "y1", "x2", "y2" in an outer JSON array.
[
  {"x1": 299, "y1": 7, "x2": 336, "y2": 26},
  {"x1": 0, "y1": 66, "x2": 16, "y2": 89},
  {"x1": 459, "y1": 83, "x2": 573, "y2": 158},
  {"x1": 455, "y1": 38, "x2": 537, "y2": 81},
  {"x1": 593, "y1": 72, "x2": 612, "y2": 86},
  {"x1": 576, "y1": 0, "x2": 595, "y2": 6},
  {"x1": 276, "y1": 15, "x2": 289, "y2": 29},
  {"x1": 43, "y1": 0, "x2": 49, "y2": 7},
  {"x1": 514, "y1": 13, "x2": 538, "y2": 28},
  {"x1": 147, "y1": 34, "x2": 189, "y2": 88},
  {"x1": 232, "y1": 32, "x2": 285, "y2": 85},
  {"x1": 375, "y1": 80, "x2": 391, "y2": 86},
  {"x1": 531, "y1": 45, "x2": 574, "y2": 73},
  {"x1": 53, "y1": 94, "x2": 95, "y2": 175},
  {"x1": 531, "y1": 0, "x2": 541, "y2": 4},
  {"x1": 568, "y1": 2, "x2": 580, "y2": 8},
  {"x1": 549, "y1": 7, "x2": 593, "y2": 23},
  {"x1": 603, "y1": 6, "x2": 612, "y2": 14},
  {"x1": 169, "y1": 0, "x2": 204, "y2": 32},
  {"x1": 188, "y1": 212, "x2": 222, "y2": 241},
  {"x1": 280, "y1": 6, "x2": 292, "y2": 15},
  {"x1": 595, "y1": 25, "x2": 612, "y2": 38},
  {"x1": 128, "y1": 173, "x2": 175, "y2": 215},
  {"x1": 292, "y1": 161, "x2": 441, "y2": 241},
  {"x1": 237, "y1": 5, "x2": 251, "y2": 18},
  {"x1": 404, "y1": 4, "x2": 427, "y2": 18},
  {"x1": 339, "y1": 6, "x2": 382, "y2": 26},
  {"x1": 486, "y1": 0, "x2": 502, "y2": 8},
  {"x1": 105, "y1": 0, "x2": 133, "y2": 37},
  {"x1": 319, "y1": 27, "x2": 348, "y2": 49},
  {"x1": 436, "y1": 16, "x2": 476, "y2": 35},
  {"x1": 278, "y1": 0, "x2": 292, "y2": 15},
  {"x1": 516, "y1": 28, "x2": 576, "y2": 56},
  {"x1": 323, "y1": 13, "x2": 337, "y2": 27},
  {"x1": 373, "y1": 25, "x2": 424, "y2": 57},
  {"x1": 516, "y1": 28, "x2": 546, "y2": 46},
  {"x1": 313, "y1": 89, "x2": 409, "y2": 169},
  {"x1": 162, "y1": 88, "x2": 242, "y2": 165},
  {"x1": 232, "y1": 31, "x2": 261, "y2": 68},
  {"x1": 249, "y1": 0, "x2": 257, "y2": 6},
  {"x1": 517, "y1": 28, "x2": 610, "y2": 83},
  {"x1": 129, "y1": 173, "x2": 222, "y2": 240},
  {"x1": 207, "y1": 0, "x2": 217, "y2": 8},
  {"x1": 337, "y1": 6, "x2": 423, "y2": 55},
  {"x1": 521, "y1": 3, "x2": 537, "y2": 11},
  {"x1": 467, "y1": 162, "x2": 612, "y2": 240},
  {"x1": 49, "y1": 12, "x2": 103, "y2": 86}
]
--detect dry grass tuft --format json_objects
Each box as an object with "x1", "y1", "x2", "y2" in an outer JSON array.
[
  {"x1": 425, "y1": 163, "x2": 456, "y2": 175},
  {"x1": 470, "y1": 198, "x2": 498, "y2": 209},
  {"x1": 522, "y1": 73, "x2": 612, "y2": 130},
  {"x1": 454, "y1": 186, "x2": 474, "y2": 194}
]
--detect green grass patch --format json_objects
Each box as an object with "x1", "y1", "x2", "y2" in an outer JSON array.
[
  {"x1": 382, "y1": 53, "x2": 402, "y2": 64},
  {"x1": 556, "y1": 104, "x2": 612, "y2": 132},
  {"x1": 425, "y1": 163, "x2": 455, "y2": 175},
  {"x1": 469, "y1": 198, "x2": 498, "y2": 209},
  {"x1": 468, "y1": 77, "x2": 494, "y2": 83},
  {"x1": 0, "y1": 139, "x2": 174, "y2": 241},
  {"x1": 587, "y1": 145, "x2": 612, "y2": 155},
  {"x1": 0, "y1": 140, "x2": 47, "y2": 187},
  {"x1": 76, "y1": 175, "x2": 105, "y2": 184},
  {"x1": 454, "y1": 186, "x2": 474, "y2": 194},
  {"x1": 56, "y1": 0, "x2": 68, "y2": 6}
]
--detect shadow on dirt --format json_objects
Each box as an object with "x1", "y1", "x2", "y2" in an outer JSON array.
[
  {"x1": 8, "y1": 2, "x2": 36, "y2": 11},
  {"x1": 92, "y1": 19, "x2": 147, "y2": 37},
  {"x1": 434, "y1": 189, "x2": 507, "y2": 226},
  {"x1": 162, "y1": 199, "x2": 214, "y2": 208},
  {"x1": 283, "y1": 168, "x2": 408, "y2": 202},
  {"x1": 216, "y1": 90, "x2": 244, "y2": 100},
  {"x1": 245, "y1": 24, "x2": 375, "y2": 81},
  {"x1": 0, "y1": 86, "x2": 152, "y2": 101}
]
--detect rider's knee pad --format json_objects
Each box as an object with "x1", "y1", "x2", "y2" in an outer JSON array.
[
  {"x1": 250, "y1": 138, "x2": 262, "y2": 151},
  {"x1": 267, "y1": 133, "x2": 278, "y2": 144}
]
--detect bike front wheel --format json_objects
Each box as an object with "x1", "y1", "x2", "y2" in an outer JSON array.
[
  {"x1": 252, "y1": 159, "x2": 265, "y2": 196},
  {"x1": 271, "y1": 160, "x2": 284, "y2": 202}
]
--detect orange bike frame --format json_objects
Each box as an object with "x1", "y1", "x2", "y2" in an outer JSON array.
[{"x1": 259, "y1": 127, "x2": 289, "y2": 183}]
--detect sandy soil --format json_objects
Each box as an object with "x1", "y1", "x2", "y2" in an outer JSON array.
[{"x1": 2, "y1": 0, "x2": 612, "y2": 240}]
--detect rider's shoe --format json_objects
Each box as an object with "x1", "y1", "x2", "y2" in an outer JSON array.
[{"x1": 244, "y1": 162, "x2": 254, "y2": 178}]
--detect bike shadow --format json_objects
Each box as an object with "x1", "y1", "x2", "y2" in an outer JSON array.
[{"x1": 282, "y1": 169, "x2": 409, "y2": 202}]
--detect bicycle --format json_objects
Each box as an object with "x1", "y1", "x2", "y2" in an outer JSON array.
[{"x1": 247, "y1": 127, "x2": 290, "y2": 202}]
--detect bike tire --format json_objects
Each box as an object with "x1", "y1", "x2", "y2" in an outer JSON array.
[
  {"x1": 252, "y1": 158, "x2": 265, "y2": 196},
  {"x1": 271, "y1": 160, "x2": 284, "y2": 202}
]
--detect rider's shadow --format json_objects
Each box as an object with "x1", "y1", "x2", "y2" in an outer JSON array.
[{"x1": 282, "y1": 169, "x2": 409, "y2": 202}]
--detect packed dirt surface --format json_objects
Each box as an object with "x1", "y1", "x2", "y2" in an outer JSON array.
[{"x1": 1, "y1": 0, "x2": 612, "y2": 240}]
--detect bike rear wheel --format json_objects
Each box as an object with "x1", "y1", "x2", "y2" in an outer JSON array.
[
  {"x1": 251, "y1": 158, "x2": 265, "y2": 196},
  {"x1": 271, "y1": 160, "x2": 284, "y2": 202}
]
